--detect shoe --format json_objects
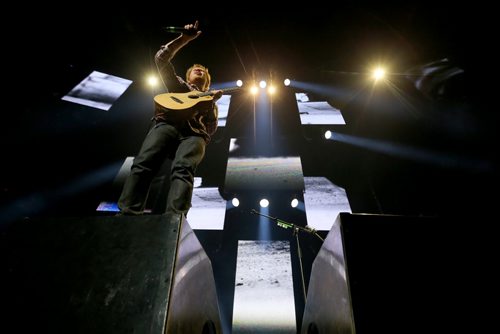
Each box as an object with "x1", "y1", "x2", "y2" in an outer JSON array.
[{"x1": 115, "y1": 211, "x2": 141, "y2": 216}]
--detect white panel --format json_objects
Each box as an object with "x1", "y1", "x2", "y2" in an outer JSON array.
[
  {"x1": 187, "y1": 186, "x2": 226, "y2": 230},
  {"x1": 62, "y1": 71, "x2": 132, "y2": 111},
  {"x1": 232, "y1": 240, "x2": 296, "y2": 333},
  {"x1": 225, "y1": 156, "x2": 304, "y2": 191},
  {"x1": 295, "y1": 92, "x2": 346, "y2": 125},
  {"x1": 304, "y1": 176, "x2": 352, "y2": 231},
  {"x1": 216, "y1": 95, "x2": 231, "y2": 127}
]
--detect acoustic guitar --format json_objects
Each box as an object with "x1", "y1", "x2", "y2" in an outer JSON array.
[{"x1": 154, "y1": 87, "x2": 240, "y2": 120}]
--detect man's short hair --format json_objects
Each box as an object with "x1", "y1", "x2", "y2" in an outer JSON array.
[{"x1": 186, "y1": 64, "x2": 211, "y2": 91}]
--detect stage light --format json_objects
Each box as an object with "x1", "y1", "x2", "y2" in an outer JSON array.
[
  {"x1": 267, "y1": 85, "x2": 276, "y2": 95},
  {"x1": 259, "y1": 198, "x2": 269, "y2": 208},
  {"x1": 259, "y1": 80, "x2": 267, "y2": 89},
  {"x1": 372, "y1": 67, "x2": 386, "y2": 81},
  {"x1": 324, "y1": 130, "x2": 332, "y2": 139},
  {"x1": 232, "y1": 197, "x2": 240, "y2": 207},
  {"x1": 250, "y1": 86, "x2": 259, "y2": 95},
  {"x1": 147, "y1": 75, "x2": 159, "y2": 87},
  {"x1": 291, "y1": 198, "x2": 299, "y2": 208},
  {"x1": 284, "y1": 78, "x2": 291, "y2": 86},
  {"x1": 236, "y1": 79, "x2": 243, "y2": 87}
]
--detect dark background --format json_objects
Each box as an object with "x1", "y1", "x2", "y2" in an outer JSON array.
[
  {"x1": 1, "y1": 4, "x2": 497, "y2": 333},
  {"x1": 2, "y1": 4, "x2": 495, "y2": 222}
]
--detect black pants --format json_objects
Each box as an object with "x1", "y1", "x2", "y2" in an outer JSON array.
[{"x1": 118, "y1": 122, "x2": 206, "y2": 215}]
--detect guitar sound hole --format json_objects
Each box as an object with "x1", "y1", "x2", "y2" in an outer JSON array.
[{"x1": 170, "y1": 96, "x2": 184, "y2": 104}]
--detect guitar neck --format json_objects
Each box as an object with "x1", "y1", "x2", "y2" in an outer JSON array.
[{"x1": 198, "y1": 86, "x2": 240, "y2": 97}]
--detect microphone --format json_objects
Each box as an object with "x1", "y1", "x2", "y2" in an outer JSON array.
[{"x1": 164, "y1": 26, "x2": 199, "y2": 36}]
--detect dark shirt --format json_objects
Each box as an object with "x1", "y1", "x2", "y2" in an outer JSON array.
[{"x1": 154, "y1": 45, "x2": 218, "y2": 143}]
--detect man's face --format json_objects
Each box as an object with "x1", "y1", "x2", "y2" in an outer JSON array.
[{"x1": 189, "y1": 67, "x2": 207, "y2": 84}]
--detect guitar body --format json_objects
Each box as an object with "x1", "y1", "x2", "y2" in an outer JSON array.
[
  {"x1": 154, "y1": 91, "x2": 214, "y2": 111},
  {"x1": 153, "y1": 87, "x2": 239, "y2": 122}
]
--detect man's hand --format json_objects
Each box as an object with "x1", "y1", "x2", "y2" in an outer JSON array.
[
  {"x1": 182, "y1": 20, "x2": 202, "y2": 41},
  {"x1": 212, "y1": 90, "x2": 223, "y2": 101}
]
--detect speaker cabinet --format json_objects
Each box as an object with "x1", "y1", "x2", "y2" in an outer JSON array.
[
  {"x1": 1, "y1": 214, "x2": 221, "y2": 334},
  {"x1": 302, "y1": 212, "x2": 474, "y2": 333}
]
